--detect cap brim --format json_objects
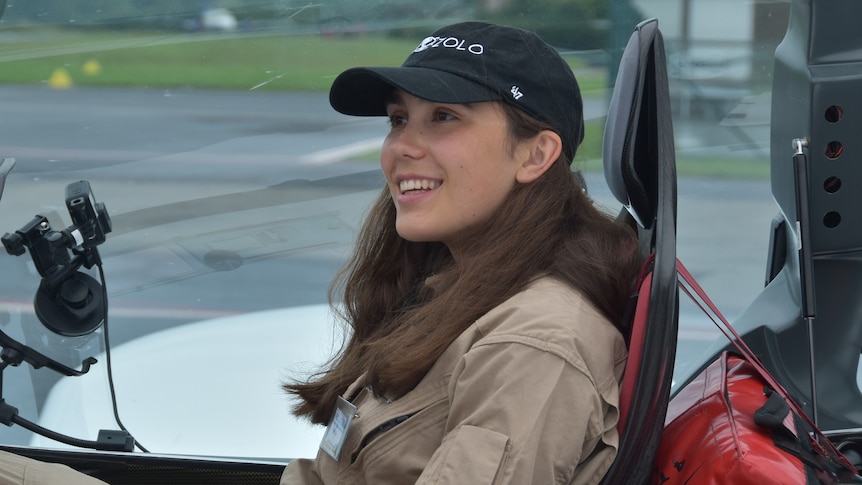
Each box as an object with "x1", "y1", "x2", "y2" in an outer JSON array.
[{"x1": 329, "y1": 66, "x2": 502, "y2": 116}]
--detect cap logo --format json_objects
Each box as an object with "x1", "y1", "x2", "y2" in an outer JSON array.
[
  {"x1": 414, "y1": 36, "x2": 484, "y2": 55},
  {"x1": 510, "y1": 86, "x2": 524, "y2": 100}
]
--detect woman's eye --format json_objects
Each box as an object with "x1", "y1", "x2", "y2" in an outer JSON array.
[
  {"x1": 433, "y1": 111, "x2": 456, "y2": 122},
  {"x1": 387, "y1": 114, "x2": 407, "y2": 127}
]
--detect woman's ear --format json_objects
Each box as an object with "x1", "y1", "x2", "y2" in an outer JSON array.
[{"x1": 516, "y1": 130, "x2": 563, "y2": 184}]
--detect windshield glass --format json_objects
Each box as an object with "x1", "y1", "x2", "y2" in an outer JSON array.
[{"x1": 0, "y1": 0, "x2": 781, "y2": 460}]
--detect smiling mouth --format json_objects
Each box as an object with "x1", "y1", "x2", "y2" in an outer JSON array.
[{"x1": 399, "y1": 179, "x2": 441, "y2": 195}]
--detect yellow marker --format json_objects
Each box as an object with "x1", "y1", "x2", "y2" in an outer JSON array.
[
  {"x1": 82, "y1": 59, "x2": 101, "y2": 76},
  {"x1": 48, "y1": 67, "x2": 73, "y2": 89}
]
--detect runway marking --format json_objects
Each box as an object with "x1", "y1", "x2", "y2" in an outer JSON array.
[
  {"x1": 2, "y1": 136, "x2": 388, "y2": 167},
  {"x1": 300, "y1": 137, "x2": 385, "y2": 165}
]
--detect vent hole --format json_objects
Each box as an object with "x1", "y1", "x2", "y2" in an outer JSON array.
[
  {"x1": 826, "y1": 140, "x2": 844, "y2": 159},
  {"x1": 824, "y1": 211, "x2": 842, "y2": 228},
  {"x1": 824, "y1": 176, "x2": 842, "y2": 193},
  {"x1": 825, "y1": 105, "x2": 844, "y2": 123}
]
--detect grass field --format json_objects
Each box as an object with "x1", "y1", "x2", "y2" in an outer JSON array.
[
  {"x1": 0, "y1": 30, "x2": 425, "y2": 90},
  {"x1": 574, "y1": 121, "x2": 770, "y2": 179},
  {"x1": 0, "y1": 29, "x2": 606, "y2": 92},
  {"x1": 0, "y1": 28, "x2": 768, "y2": 179}
]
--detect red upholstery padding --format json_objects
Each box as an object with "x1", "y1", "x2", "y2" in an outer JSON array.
[{"x1": 617, "y1": 271, "x2": 652, "y2": 434}]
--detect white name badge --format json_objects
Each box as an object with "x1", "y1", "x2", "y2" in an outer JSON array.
[{"x1": 320, "y1": 396, "x2": 357, "y2": 461}]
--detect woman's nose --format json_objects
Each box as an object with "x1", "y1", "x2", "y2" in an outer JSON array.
[{"x1": 386, "y1": 121, "x2": 426, "y2": 160}]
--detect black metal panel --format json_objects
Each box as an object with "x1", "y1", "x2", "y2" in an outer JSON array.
[
  {"x1": 733, "y1": 0, "x2": 862, "y2": 431},
  {"x1": 808, "y1": 68, "x2": 862, "y2": 253},
  {"x1": 772, "y1": 0, "x2": 862, "y2": 254}
]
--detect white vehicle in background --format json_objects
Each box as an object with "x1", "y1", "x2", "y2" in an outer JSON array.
[{"x1": 201, "y1": 7, "x2": 238, "y2": 32}]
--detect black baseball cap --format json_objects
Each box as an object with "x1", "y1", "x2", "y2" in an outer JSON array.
[{"x1": 329, "y1": 21, "x2": 584, "y2": 161}]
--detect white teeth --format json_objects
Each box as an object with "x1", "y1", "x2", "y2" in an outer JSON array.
[{"x1": 399, "y1": 179, "x2": 439, "y2": 193}]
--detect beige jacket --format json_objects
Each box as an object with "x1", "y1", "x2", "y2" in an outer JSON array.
[{"x1": 281, "y1": 276, "x2": 627, "y2": 485}]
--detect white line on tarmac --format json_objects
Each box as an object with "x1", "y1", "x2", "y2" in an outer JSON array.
[{"x1": 299, "y1": 137, "x2": 385, "y2": 165}]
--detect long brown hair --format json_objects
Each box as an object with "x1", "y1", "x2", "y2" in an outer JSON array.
[{"x1": 284, "y1": 103, "x2": 640, "y2": 424}]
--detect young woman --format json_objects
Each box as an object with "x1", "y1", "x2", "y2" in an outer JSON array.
[
  {"x1": 282, "y1": 21, "x2": 641, "y2": 485},
  {"x1": 0, "y1": 20, "x2": 639, "y2": 485}
]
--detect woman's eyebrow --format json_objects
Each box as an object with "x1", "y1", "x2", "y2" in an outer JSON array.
[{"x1": 384, "y1": 91, "x2": 405, "y2": 108}]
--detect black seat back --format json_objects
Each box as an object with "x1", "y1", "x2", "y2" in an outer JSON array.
[{"x1": 599, "y1": 18, "x2": 679, "y2": 485}]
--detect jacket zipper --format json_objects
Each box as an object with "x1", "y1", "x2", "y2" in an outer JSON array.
[{"x1": 350, "y1": 412, "x2": 416, "y2": 464}]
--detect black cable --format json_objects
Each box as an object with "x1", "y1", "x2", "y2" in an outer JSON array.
[
  {"x1": 98, "y1": 263, "x2": 149, "y2": 453},
  {"x1": 12, "y1": 414, "x2": 110, "y2": 450}
]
